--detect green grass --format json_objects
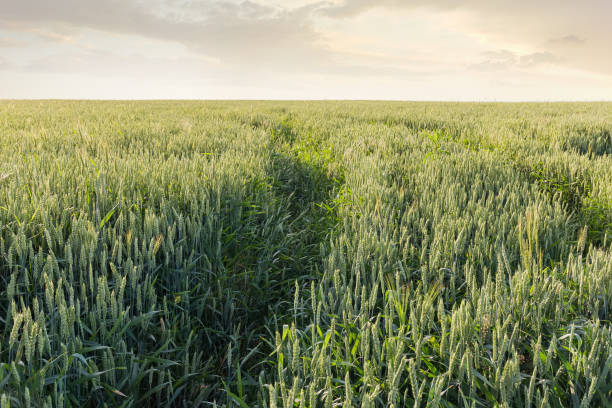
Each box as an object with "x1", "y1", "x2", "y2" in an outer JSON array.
[{"x1": 0, "y1": 100, "x2": 611, "y2": 407}]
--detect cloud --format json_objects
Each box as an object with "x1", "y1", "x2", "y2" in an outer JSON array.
[
  {"x1": 471, "y1": 50, "x2": 562, "y2": 71},
  {"x1": 31, "y1": 29, "x2": 75, "y2": 43},
  {"x1": 1, "y1": 0, "x2": 612, "y2": 99},
  {"x1": 0, "y1": 0, "x2": 460, "y2": 80},
  {"x1": 481, "y1": 50, "x2": 516, "y2": 61},
  {"x1": 519, "y1": 52, "x2": 562, "y2": 67},
  {"x1": 0, "y1": 57, "x2": 12, "y2": 69},
  {"x1": 319, "y1": 0, "x2": 612, "y2": 77},
  {"x1": 548, "y1": 35, "x2": 586, "y2": 45},
  {"x1": 0, "y1": 36, "x2": 26, "y2": 47},
  {"x1": 0, "y1": 0, "x2": 333, "y2": 71},
  {"x1": 318, "y1": 0, "x2": 459, "y2": 18}
]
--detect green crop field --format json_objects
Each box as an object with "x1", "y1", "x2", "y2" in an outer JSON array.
[{"x1": 0, "y1": 101, "x2": 611, "y2": 407}]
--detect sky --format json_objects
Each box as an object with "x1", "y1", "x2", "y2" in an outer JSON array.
[{"x1": 1, "y1": 0, "x2": 612, "y2": 100}]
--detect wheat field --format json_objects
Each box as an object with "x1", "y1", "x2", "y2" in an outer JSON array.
[{"x1": 0, "y1": 101, "x2": 611, "y2": 407}]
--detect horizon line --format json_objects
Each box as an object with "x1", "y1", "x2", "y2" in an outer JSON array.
[{"x1": 2, "y1": 98, "x2": 612, "y2": 103}]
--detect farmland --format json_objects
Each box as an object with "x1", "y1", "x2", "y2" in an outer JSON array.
[{"x1": 0, "y1": 101, "x2": 611, "y2": 407}]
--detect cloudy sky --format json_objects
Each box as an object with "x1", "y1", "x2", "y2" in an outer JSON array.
[{"x1": 1, "y1": 0, "x2": 612, "y2": 100}]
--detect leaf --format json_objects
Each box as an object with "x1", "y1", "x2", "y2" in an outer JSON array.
[
  {"x1": 225, "y1": 389, "x2": 250, "y2": 408},
  {"x1": 99, "y1": 204, "x2": 119, "y2": 229},
  {"x1": 89, "y1": 157, "x2": 99, "y2": 177}
]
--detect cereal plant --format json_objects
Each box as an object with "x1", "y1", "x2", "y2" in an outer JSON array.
[{"x1": 0, "y1": 101, "x2": 610, "y2": 407}]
